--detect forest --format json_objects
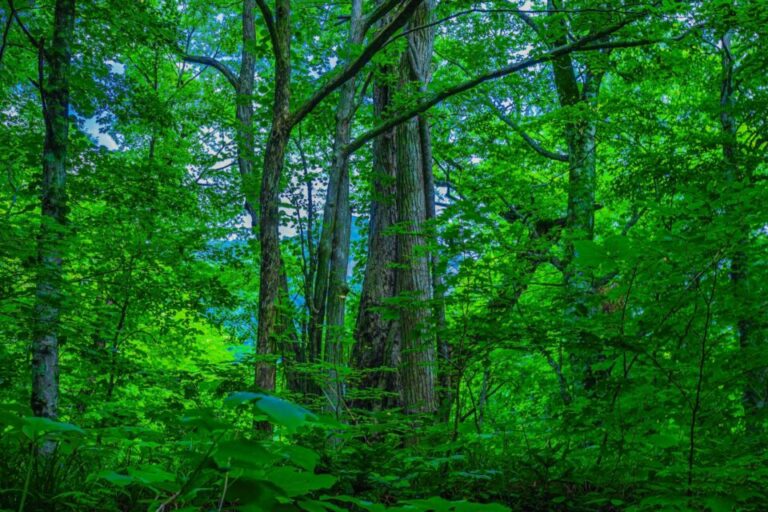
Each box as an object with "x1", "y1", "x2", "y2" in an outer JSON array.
[{"x1": 0, "y1": 0, "x2": 767, "y2": 510}]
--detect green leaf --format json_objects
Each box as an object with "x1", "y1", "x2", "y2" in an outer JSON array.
[
  {"x1": 21, "y1": 417, "x2": 85, "y2": 438},
  {"x1": 403, "y1": 497, "x2": 510, "y2": 511},
  {"x1": 214, "y1": 438, "x2": 276, "y2": 470},
  {"x1": 265, "y1": 467, "x2": 336, "y2": 498},
  {"x1": 703, "y1": 496, "x2": 736, "y2": 512},
  {"x1": 279, "y1": 444, "x2": 320, "y2": 471},
  {"x1": 127, "y1": 465, "x2": 177, "y2": 485},
  {"x1": 95, "y1": 470, "x2": 134, "y2": 487},
  {"x1": 225, "y1": 392, "x2": 317, "y2": 430}
]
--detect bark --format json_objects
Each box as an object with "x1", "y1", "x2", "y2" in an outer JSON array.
[
  {"x1": 185, "y1": 2, "x2": 310, "y2": 394},
  {"x1": 395, "y1": 0, "x2": 437, "y2": 415},
  {"x1": 549, "y1": 1, "x2": 601, "y2": 396},
  {"x1": 237, "y1": 0, "x2": 258, "y2": 223},
  {"x1": 279, "y1": 269, "x2": 307, "y2": 394},
  {"x1": 720, "y1": 32, "x2": 764, "y2": 434},
  {"x1": 420, "y1": 91, "x2": 450, "y2": 421},
  {"x1": 352, "y1": 62, "x2": 401, "y2": 411},
  {"x1": 309, "y1": 0, "x2": 365, "y2": 415},
  {"x1": 31, "y1": 0, "x2": 75, "y2": 436},
  {"x1": 256, "y1": 0, "x2": 291, "y2": 402}
]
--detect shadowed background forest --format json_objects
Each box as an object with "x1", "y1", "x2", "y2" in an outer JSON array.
[{"x1": 1, "y1": 0, "x2": 767, "y2": 511}]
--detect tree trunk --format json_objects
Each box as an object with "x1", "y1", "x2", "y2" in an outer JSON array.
[
  {"x1": 352, "y1": 63, "x2": 401, "y2": 412},
  {"x1": 31, "y1": 0, "x2": 76, "y2": 436},
  {"x1": 309, "y1": 0, "x2": 365, "y2": 415},
  {"x1": 395, "y1": 0, "x2": 437, "y2": 415},
  {"x1": 720, "y1": 32, "x2": 764, "y2": 435},
  {"x1": 237, "y1": 0, "x2": 258, "y2": 224},
  {"x1": 256, "y1": 0, "x2": 291, "y2": 402},
  {"x1": 549, "y1": 2, "x2": 601, "y2": 396},
  {"x1": 420, "y1": 85, "x2": 450, "y2": 421}
]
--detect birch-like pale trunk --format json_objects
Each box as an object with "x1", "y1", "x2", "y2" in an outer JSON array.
[{"x1": 31, "y1": 0, "x2": 76, "y2": 444}]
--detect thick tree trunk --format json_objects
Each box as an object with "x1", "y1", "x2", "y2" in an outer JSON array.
[
  {"x1": 253, "y1": 0, "x2": 421, "y2": 411},
  {"x1": 395, "y1": 0, "x2": 437, "y2": 415},
  {"x1": 352, "y1": 64, "x2": 401, "y2": 411},
  {"x1": 31, "y1": 0, "x2": 75, "y2": 434},
  {"x1": 256, "y1": 0, "x2": 291, "y2": 402}
]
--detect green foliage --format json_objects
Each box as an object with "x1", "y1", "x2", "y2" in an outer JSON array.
[{"x1": 1, "y1": 0, "x2": 767, "y2": 511}]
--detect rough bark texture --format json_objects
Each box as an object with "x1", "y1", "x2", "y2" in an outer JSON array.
[
  {"x1": 31, "y1": 0, "x2": 76, "y2": 429},
  {"x1": 352, "y1": 64, "x2": 401, "y2": 412},
  {"x1": 256, "y1": 0, "x2": 291, "y2": 400},
  {"x1": 395, "y1": 0, "x2": 437, "y2": 415},
  {"x1": 420, "y1": 86, "x2": 450, "y2": 420},
  {"x1": 254, "y1": 0, "x2": 420, "y2": 406}
]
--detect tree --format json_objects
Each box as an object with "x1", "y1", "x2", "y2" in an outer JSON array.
[
  {"x1": 26, "y1": 0, "x2": 76, "y2": 437},
  {"x1": 394, "y1": 0, "x2": 437, "y2": 415}
]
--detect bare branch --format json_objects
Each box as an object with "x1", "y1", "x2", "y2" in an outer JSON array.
[{"x1": 488, "y1": 100, "x2": 569, "y2": 162}]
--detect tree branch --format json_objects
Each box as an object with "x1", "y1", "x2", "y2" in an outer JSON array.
[
  {"x1": 488, "y1": 100, "x2": 569, "y2": 162},
  {"x1": 182, "y1": 54, "x2": 239, "y2": 89},
  {"x1": 344, "y1": 12, "x2": 646, "y2": 156},
  {"x1": 254, "y1": 0, "x2": 279, "y2": 57},
  {"x1": 578, "y1": 23, "x2": 703, "y2": 51},
  {"x1": 7, "y1": 0, "x2": 41, "y2": 49},
  {"x1": 289, "y1": 0, "x2": 423, "y2": 128},
  {"x1": 0, "y1": 9, "x2": 13, "y2": 64},
  {"x1": 362, "y1": 0, "x2": 404, "y2": 32}
]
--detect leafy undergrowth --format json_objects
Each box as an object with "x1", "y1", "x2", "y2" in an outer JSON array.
[{"x1": 2, "y1": 393, "x2": 765, "y2": 512}]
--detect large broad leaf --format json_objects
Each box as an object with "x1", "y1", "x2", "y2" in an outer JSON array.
[
  {"x1": 322, "y1": 496, "x2": 388, "y2": 512},
  {"x1": 264, "y1": 466, "x2": 337, "y2": 498},
  {"x1": 299, "y1": 499, "x2": 346, "y2": 512},
  {"x1": 95, "y1": 470, "x2": 134, "y2": 487},
  {"x1": 402, "y1": 498, "x2": 510, "y2": 511},
  {"x1": 279, "y1": 444, "x2": 320, "y2": 471},
  {"x1": 225, "y1": 392, "x2": 317, "y2": 430},
  {"x1": 214, "y1": 438, "x2": 277, "y2": 470},
  {"x1": 127, "y1": 465, "x2": 177, "y2": 486},
  {"x1": 227, "y1": 478, "x2": 283, "y2": 511},
  {"x1": 22, "y1": 417, "x2": 86, "y2": 439}
]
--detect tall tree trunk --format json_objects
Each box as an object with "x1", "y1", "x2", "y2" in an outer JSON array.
[
  {"x1": 310, "y1": 0, "x2": 365, "y2": 415},
  {"x1": 252, "y1": 0, "x2": 420, "y2": 408},
  {"x1": 419, "y1": 78, "x2": 449, "y2": 421},
  {"x1": 352, "y1": 63, "x2": 401, "y2": 411},
  {"x1": 185, "y1": 1, "x2": 306, "y2": 397},
  {"x1": 256, "y1": 0, "x2": 291, "y2": 401},
  {"x1": 395, "y1": 0, "x2": 436, "y2": 415},
  {"x1": 549, "y1": 1, "x2": 601, "y2": 396},
  {"x1": 720, "y1": 32, "x2": 764, "y2": 435},
  {"x1": 31, "y1": 0, "x2": 76, "y2": 436},
  {"x1": 238, "y1": 0, "x2": 258, "y2": 223},
  {"x1": 241, "y1": 1, "x2": 305, "y2": 396}
]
